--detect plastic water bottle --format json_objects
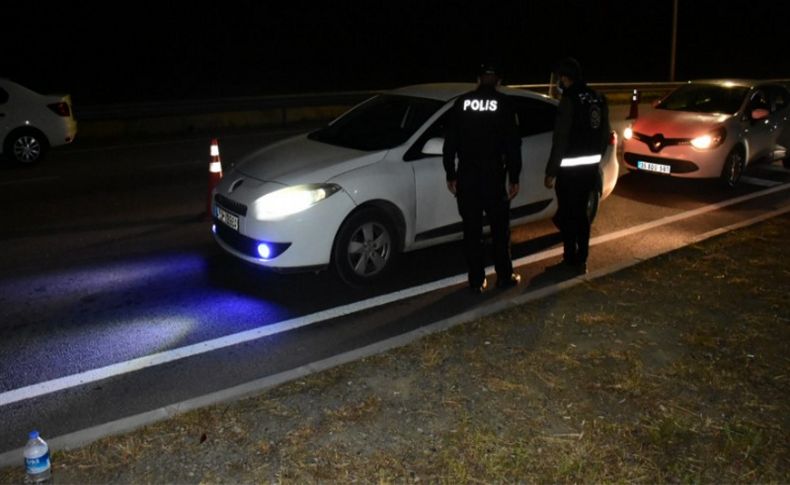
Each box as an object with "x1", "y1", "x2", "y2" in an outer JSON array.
[{"x1": 24, "y1": 431, "x2": 51, "y2": 484}]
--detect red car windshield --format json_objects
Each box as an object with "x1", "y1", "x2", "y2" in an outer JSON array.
[{"x1": 656, "y1": 84, "x2": 749, "y2": 115}]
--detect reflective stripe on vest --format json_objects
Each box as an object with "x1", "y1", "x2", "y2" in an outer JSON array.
[{"x1": 560, "y1": 154, "x2": 601, "y2": 167}]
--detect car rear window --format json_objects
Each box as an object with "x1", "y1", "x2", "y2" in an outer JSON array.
[
  {"x1": 309, "y1": 94, "x2": 443, "y2": 151},
  {"x1": 656, "y1": 84, "x2": 749, "y2": 115}
]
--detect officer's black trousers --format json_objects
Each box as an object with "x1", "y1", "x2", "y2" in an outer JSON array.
[
  {"x1": 556, "y1": 166, "x2": 599, "y2": 265},
  {"x1": 457, "y1": 186, "x2": 512, "y2": 287}
]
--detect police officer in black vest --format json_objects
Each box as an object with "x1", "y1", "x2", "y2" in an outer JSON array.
[
  {"x1": 443, "y1": 64, "x2": 522, "y2": 293},
  {"x1": 544, "y1": 57, "x2": 610, "y2": 275}
]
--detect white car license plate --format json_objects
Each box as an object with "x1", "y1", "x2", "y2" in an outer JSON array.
[
  {"x1": 216, "y1": 206, "x2": 239, "y2": 231},
  {"x1": 637, "y1": 161, "x2": 671, "y2": 174}
]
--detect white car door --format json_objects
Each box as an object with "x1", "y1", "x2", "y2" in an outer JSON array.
[
  {"x1": 744, "y1": 88, "x2": 775, "y2": 162},
  {"x1": 410, "y1": 94, "x2": 560, "y2": 244},
  {"x1": 410, "y1": 107, "x2": 462, "y2": 243},
  {"x1": 509, "y1": 95, "x2": 557, "y2": 220}
]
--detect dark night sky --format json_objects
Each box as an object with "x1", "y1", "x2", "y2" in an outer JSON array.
[{"x1": 3, "y1": 0, "x2": 789, "y2": 105}]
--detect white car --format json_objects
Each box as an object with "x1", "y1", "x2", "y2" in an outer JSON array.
[
  {"x1": 0, "y1": 79, "x2": 78, "y2": 164},
  {"x1": 211, "y1": 83, "x2": 618, "y2": 284},
  {"x1": 622, "y1": 80, "x2": 790, "y2": 187}
]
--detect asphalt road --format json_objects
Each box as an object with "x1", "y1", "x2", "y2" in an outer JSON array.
[{"x1": 1, "y1": 111, "x2": 789, "y2": 461}]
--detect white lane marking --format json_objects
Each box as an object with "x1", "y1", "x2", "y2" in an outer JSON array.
[
  {"x1": 1, "y1": 182, "x2": 789, "y2": 408},
  {"x1": 580, "y1": 182, "x2": 790, "y2": 249},
  {"x1": 741, "y1": 176, "x2": 782, "y2": 187},
  {"x1": 3, "y1": 202, "x2": 789, "y2": 468},
  {"x1": 0, "y1": 176, "x2": 60, "y2": 187}
]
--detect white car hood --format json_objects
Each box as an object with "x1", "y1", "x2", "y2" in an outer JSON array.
[
  {"x1": 236, "y1": 134, "x2": 387, "y2": 185},
  {"x1": 633, "y1": 108, "x2": 731, "y2": 138}
]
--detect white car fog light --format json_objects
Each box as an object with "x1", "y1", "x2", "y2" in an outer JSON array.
[{"x1": 257, "y1": 243, "x2": 272, "y2": 259}]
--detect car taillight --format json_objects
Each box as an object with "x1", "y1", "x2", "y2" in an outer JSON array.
[
  {"x1": 609, "y1": 131, "x2": 617, "y2": 145},
  {"x1": 47, "y1": 102, "x2": 71, "y2": 117}
]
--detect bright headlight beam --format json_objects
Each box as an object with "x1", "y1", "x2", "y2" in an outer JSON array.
[
  {"x1": 623, "y1": 127, "x2": 633, "y2": 140},
  {"x1": 690, "y1": 127, "x2": 725, "y2": 150},
  {"x1": 690, "y1": 134, "x2": 714, "y2": 149},
  {"x1": 253, "y1": 184, "x2": 340, "y2": 221}
]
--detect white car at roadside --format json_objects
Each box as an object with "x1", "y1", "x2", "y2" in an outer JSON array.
[
  {"x1": 0, "y1": 79, "x2": 77, "y2": 164},
  {"x1": 211, "y1": 83, "x2": 618, "y2": 284}
]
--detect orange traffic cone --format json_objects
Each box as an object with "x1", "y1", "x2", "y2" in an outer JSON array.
[
  {"x1": 207, "y1": 138, "x2": 223, "y2": 219},
  {"x1": 627, "y1": 89, "x2": 640, "y2": 119}
]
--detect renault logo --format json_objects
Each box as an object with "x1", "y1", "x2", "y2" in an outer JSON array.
[{"x1": 649, "y1": 134, "x2": 665, "y2": 153}]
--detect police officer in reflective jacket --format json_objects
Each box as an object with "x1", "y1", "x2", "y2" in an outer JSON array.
[
  {"x1": 443, "y1": 64, "x2": 522, "y2": 293},
  {"x1": 544, "y1": 57, "x2": 610, "y2": 275}
]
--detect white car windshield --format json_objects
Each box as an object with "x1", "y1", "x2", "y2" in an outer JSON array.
[
  {"x1": 309, "y1": 94, "x2": 444, "y2": 151},
  {"x1": 656, "y1": 84, "x2": 749, "y2": 115}
]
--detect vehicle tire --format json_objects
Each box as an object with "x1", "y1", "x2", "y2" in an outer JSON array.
[
  {"x1": 783, "y1": 157, "x2": 790, "y2": 169},
  {"x1": 587, "y1": 190, "x2": 601, "y2": 223},
  {"x1": 332, "y1": 207, "x2": 397, "y2": 286},
  {"x1": 720, "y1": 146, "x2": 745, "y2": 188},
  {"x1": 4, "y1": 129, "x2": 48, "y2": 164}
]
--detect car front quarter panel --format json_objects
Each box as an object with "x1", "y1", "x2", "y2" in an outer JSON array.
[{"x1": 329, "y1": 158, "x2": 416, "y2": 248}]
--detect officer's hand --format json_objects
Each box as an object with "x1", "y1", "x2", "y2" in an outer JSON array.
[
  {"x1": 508, "y1": 183, "x2": 520, "y2": 200},
  {"x1": 447, "y1": 179, "x2": 457, "y2": 196},
  {"x1": 544, "y1": 176, "x2": 556, "y2": 189}
]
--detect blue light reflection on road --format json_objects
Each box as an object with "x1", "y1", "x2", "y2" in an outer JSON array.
[{"x1": 0, "y1": 253, "x2": 289, "y2": 392}]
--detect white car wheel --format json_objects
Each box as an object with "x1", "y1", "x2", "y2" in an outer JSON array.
[
  {"x1": 6, "y1": 130, "x2": 47, "y2": 164},
  {"x1": 721, "y1": 147, "x2": 745, "y2": 188},
  {"x1": 333, "y1": 208, "x2": 395, "y2": 285}
]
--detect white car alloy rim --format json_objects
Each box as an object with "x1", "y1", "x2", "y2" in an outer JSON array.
[
  {"x1": 13, "y1": 135, "x2": 41, "y2": 162},
  {"x1": 347, "y1": 222, "x2": 392, "y2": 277}
]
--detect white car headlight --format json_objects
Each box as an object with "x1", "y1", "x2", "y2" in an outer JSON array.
[
  {"x1": 253, "y1": 184, "x2": 341, "y2": 221},
  {"x1": 623, "y1": 126, "x2": 633, "y2": 140},
  {"x1": 690, "y1": 127, "x2": 726, "y2": 149}
]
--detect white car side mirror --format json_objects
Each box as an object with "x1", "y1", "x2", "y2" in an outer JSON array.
[
  {"x1": 422, "y1": 137, "x2": 444, "y2": 156},
  {"x1": 751, "y1": 108, "x2": 769, "y2": 121}
]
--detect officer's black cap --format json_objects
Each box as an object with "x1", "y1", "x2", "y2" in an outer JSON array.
[{"x1": 554, "y1": 57, "x2": 582, "y2": 81}]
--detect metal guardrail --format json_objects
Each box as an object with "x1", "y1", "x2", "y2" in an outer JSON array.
[
  {"x1": 73, "y1": 82, "x2": 686, "y2": 122},
  {"x1": 73, "y1": 91, "x2": 375, "y2": 121},
  {"x1": 74, "y1": 80, "x2": 790, "y2": 122}
]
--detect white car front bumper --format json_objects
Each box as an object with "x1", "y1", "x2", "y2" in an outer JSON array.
[{"x1": 212, "y1": 189, "x2": 357, "y2": 270}]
